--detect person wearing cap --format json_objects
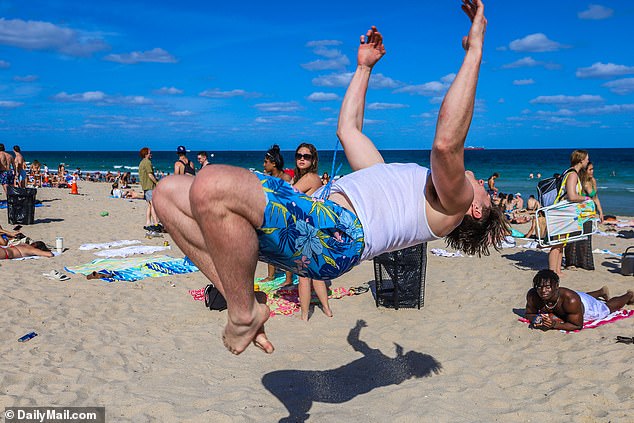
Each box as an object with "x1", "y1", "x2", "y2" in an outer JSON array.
[
  {"x1": 514, "y1": 193, "x2": 523, "y2": 210},
  {"x1": 174, "y1": 146, "x2": 196, "y2": 176}
]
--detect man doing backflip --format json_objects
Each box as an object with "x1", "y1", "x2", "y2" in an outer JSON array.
[{"x1": 154, "y1": 0, "x2": 505, "y2": 355}]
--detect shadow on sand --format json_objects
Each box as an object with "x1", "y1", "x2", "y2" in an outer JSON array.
[
  {"x1": 502, "y1": 250, "x2": 546, "y2": 271},
  {"x1": 262, "y1": 319, "x2": 442, "y2": 422}
]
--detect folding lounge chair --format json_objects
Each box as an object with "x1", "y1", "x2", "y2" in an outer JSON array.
[{"x1": 535, "y1": 199, "x2": 599, "y2": 247}]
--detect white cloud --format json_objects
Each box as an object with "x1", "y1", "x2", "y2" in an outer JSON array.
[
  {"x1": 306, "y1": 40, "x2": 342, "y2": 48},
  {"x1": 104, "y1": 47, "x2": 176, "y2": 64},
  {"x1": 13, "y1": 75, "x2": 38, "y2": 82},
  {"x1": 603, "y1": 78, "x2": 634, "y2": 95},
  {"x1": 170, "y1": 110, "x2": 194, "y2": 116},
  {"x1": 199, "y1": 89, "x2": 260, "y2": 98},
  {"x1": 53, "y1": 91, "x2": 152, "y2": 105},
  {"x1": 530, "y1": 94, "x2": 603, "y2": 105},
  {"x1": 315, "y1": 117, "x2": 337, "y2": 126},
  {"x1": 513, "y1": 79, "x2": 535, "y2": 85},
  {"x1": 580, "y1": 104, "x2": 634, "y2": 114},
  {"x1": 255, "y1": 115, "x2": 301, "y2": 123},
  {"x1": 578, "y1": 4, "x2": 613, "y2": 20},
  {"x1": 367, "y1": 102, "x2": 409, "y2": 110},
  {"x1": 155, "y1": 86, "x2": 183, "y2": 95},
  {"x1": 0, "y1": 60, "x2": 9, "y2": 68},
  {"x1": 307, "y1": 92, "x2": 340, "y2": 102},
  {"x1": 0, "y1": 18, "x2": 108, "y2": 56},
  {"x1": 0, "y1": 100, "x2": 23, "y2": 108},
  {"x1": 254, "y1": 101, "x2": 302, "y2": 112},
  {"x1": 536, "y1": 109, "x2": 575, "y2": 117},
  {"x1": 576, "y1": 62, "x2": 634, "y2": 79},
  {"x1": 394, "y1": 81, "x2": 446, "y2": 96},
  {"x1": 509, "y1": 33, "x2": 568, "y2": 52},
  {"x1": 301, "y1": 55, "x2": 350, "y2": 71},
  {"x1": 501, "y1": 56, "x2": 560, "y2": 70},
  {"x1": 312, "y1": 72, "x2": 400, "y2": 89}
]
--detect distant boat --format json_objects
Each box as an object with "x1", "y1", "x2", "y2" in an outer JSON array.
[{"x1": 465, "y1": 146, "x2": 485, "y2": 150}]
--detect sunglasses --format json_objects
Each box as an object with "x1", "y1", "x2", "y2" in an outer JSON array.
[{"x1": 295, "y1": 153, "x2": 313, "y2": 161}]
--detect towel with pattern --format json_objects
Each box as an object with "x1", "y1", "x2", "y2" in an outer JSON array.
[
  {"x1": 65, "y1": 255, "x2": 198, "y2": 282},
  {"x1": 188, "y1": 283, "x2": 353, "y2": 317},
  {"x1": 518, "y1": 309, "x2": 634, "y2": 333}
]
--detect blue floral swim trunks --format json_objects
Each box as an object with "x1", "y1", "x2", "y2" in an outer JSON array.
[
  {"x1": 0, "y1": 170, "x2": 14, "y2": 186},
  {"x1": 255, "y1": 172, "x2": 365, "y2": 280}
]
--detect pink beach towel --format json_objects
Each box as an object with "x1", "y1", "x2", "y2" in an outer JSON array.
[
  {"x1": 518, "y1": 309, "x2": 634, "y2": 333},
  {"x1": 188, "y1": 286, "x2": 354, "y2": 317}
]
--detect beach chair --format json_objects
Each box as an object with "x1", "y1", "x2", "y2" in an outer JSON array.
[{"x1": 535, "y1": 199, "x2": 599, "y2": 247}]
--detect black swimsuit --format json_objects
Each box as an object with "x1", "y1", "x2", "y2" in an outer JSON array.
[{"x1": 178, "y1": 159, "x2": 196, "y2": 176}]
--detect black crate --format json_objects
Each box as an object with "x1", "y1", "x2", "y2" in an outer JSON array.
[
  {"x1": 373, "y1": 243, "x2": 427, "y2": 309},
  {"x1": 7, "y1": 186, "x2": 37, "y2": 225}
]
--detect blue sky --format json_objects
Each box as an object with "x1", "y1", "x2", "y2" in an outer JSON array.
[{"x1": 0, "y1": 0, "x2": 633, "y2": 151}]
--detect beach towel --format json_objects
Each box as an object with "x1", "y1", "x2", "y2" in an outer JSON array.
[
  {"x1": 592, "y1": 248, "x2": 622, "y2": 258},
  {"x1": 500, "y1": 235, "x2": 516, "y2": 249},
  {"x1": 0, "y1": 200, "x2": 45, "y2": 209},
  {"x1": 65, "y1": 255, "x2": 197, "y2": 282},
  {"x1": 518, "y1": 309, "x2": 634, "y2": 333},
  {"x1": 94, "y1": 245, "x2": 170, "y2": 258},
  {"x1": 189, "y1": 283, "x2": 353, "y2": 317},
  {"x1": 79, "y1": 240, "x2": 142, "y2": 250}
]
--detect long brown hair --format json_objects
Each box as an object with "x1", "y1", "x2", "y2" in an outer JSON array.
[
  {"x1": 293, "y1": 142, "x2": 319, "y2": 184},
  {"x1": 445, "y1": 205, "x2": 509, "y2": 257}
]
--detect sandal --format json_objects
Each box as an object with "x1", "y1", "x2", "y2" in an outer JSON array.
[
  {"x1": 616, "y1": 336, "x2": 634, "y2": 344},
  {"x1": 42, "y1": 270, "x2": 71, "y2": 281}
]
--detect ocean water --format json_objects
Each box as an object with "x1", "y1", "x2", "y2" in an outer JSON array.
[{"x1": 23, "y1": 148, "x2": 634, "y2": 216}]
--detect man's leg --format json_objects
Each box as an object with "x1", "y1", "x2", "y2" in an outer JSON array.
[
  {"x1": 605, "y1": 290, "x2": 634, "y2": 313},
  {"x1": 154, "y1": 165, "x2": 273, "y2": 355}
]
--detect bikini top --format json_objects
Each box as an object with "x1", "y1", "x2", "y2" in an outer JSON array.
[{"x1": 178, "y1": 159, "x2": 196, "y2": 176}]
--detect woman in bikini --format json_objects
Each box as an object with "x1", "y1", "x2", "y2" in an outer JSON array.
[
  {"x1": 292, "y1": 143, "x2": 333, "y2": 321},
  {"x1": 1, "y1": 241, "x2": 54, "y2": 260}
]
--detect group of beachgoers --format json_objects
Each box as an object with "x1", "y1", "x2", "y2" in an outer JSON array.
[{"x1": 487, "y1": 149, "x2": 606, "y2": 275}]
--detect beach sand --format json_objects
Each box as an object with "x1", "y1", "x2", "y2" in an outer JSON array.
[{"x1": 1, "y1": 181, "x2": 633, "y2": 422}]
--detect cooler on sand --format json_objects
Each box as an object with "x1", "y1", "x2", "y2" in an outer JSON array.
[
  {"x1": 373, "y1": 243, "x2": 427, "y2": 310},
  {"x1": 7, "y1": 186, "x2": 37, "y2": 225}
]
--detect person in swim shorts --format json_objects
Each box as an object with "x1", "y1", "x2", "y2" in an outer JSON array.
[
  {"x1": 0, "y1": 143, "x2": 15, "y2": 196},
  {"x1": 13, "y1": 145, "x2": 27, "y2": 188},
  {"x1": 153, "y1": 0, "x2": 507, "y2": 355},
  {"x1": 525, "y1": 269, "x2": 634, "y2": 331}
]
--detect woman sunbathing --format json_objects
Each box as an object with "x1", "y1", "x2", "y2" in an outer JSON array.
[{"x1": 1, "y1": 241, "x2": 54, "y2": 259}]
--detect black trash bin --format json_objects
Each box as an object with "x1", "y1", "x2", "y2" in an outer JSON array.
[
  {"x1": 7, "y1": 186, "x2": 37, "y2": 225},
  {"x1": 373, "y1": 242, "x2": 427, "y2": 309}
]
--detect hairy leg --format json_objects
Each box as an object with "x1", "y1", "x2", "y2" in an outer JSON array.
[
  {"x1": 586, "y1": 286, "x2": 610, "y2": 301},
  {"x1": 187, "y1": 166, "x2": 272, "y2": 354},
  {"x1": 154, "y1": 168, "x2": 273, "y2": 354}
]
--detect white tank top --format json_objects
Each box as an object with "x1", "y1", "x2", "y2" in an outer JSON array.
[{"x1": 327, "y1": 163, "x2": 440, "y2": 261}]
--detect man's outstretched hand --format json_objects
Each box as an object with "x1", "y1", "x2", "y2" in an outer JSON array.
[
  {"x1": 461, "y1": 0, "x2": 487, "y2": 52},
  {"x1": 358, "y1": 26, "x2": 386, "y2": 68}
]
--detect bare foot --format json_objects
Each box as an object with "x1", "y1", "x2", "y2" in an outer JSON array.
[
  {"x1": 627, "y1": 290, "x2": 634, "y2": 305},
  {"x1": 600, "y1": 285, "x2": 611, "y2": 301},
  {"x1": 301, "y1": 311, "x2": 309, "y2": 322},
  {"x1": 222, "y1": 293, "x2": 274, "y2": 355},
  {"x1": 321, "y1": 305, "x2": 333, "y2": 318}
]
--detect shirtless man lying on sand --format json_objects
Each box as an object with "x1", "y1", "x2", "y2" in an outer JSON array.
[
  {"x1": 525, "y1": 269, "x2": 634, "y2": 331},
  {"x1": 154, "y1": 0, "x2": 505, "y2": 355}
]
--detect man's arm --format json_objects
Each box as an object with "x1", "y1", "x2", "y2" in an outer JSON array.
[
  {"x1": 524, "y1": 289, "x2": 540, "y2": 323},
  {"x1": 430, "y1": 0, "x2": 486, "y2": 214},
  {"x1": 541, "y1": 293, "x2": 583, "y2": 331},
  {"x1": 336, "y1": 26, "x2": 386, "y2": 171}
]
